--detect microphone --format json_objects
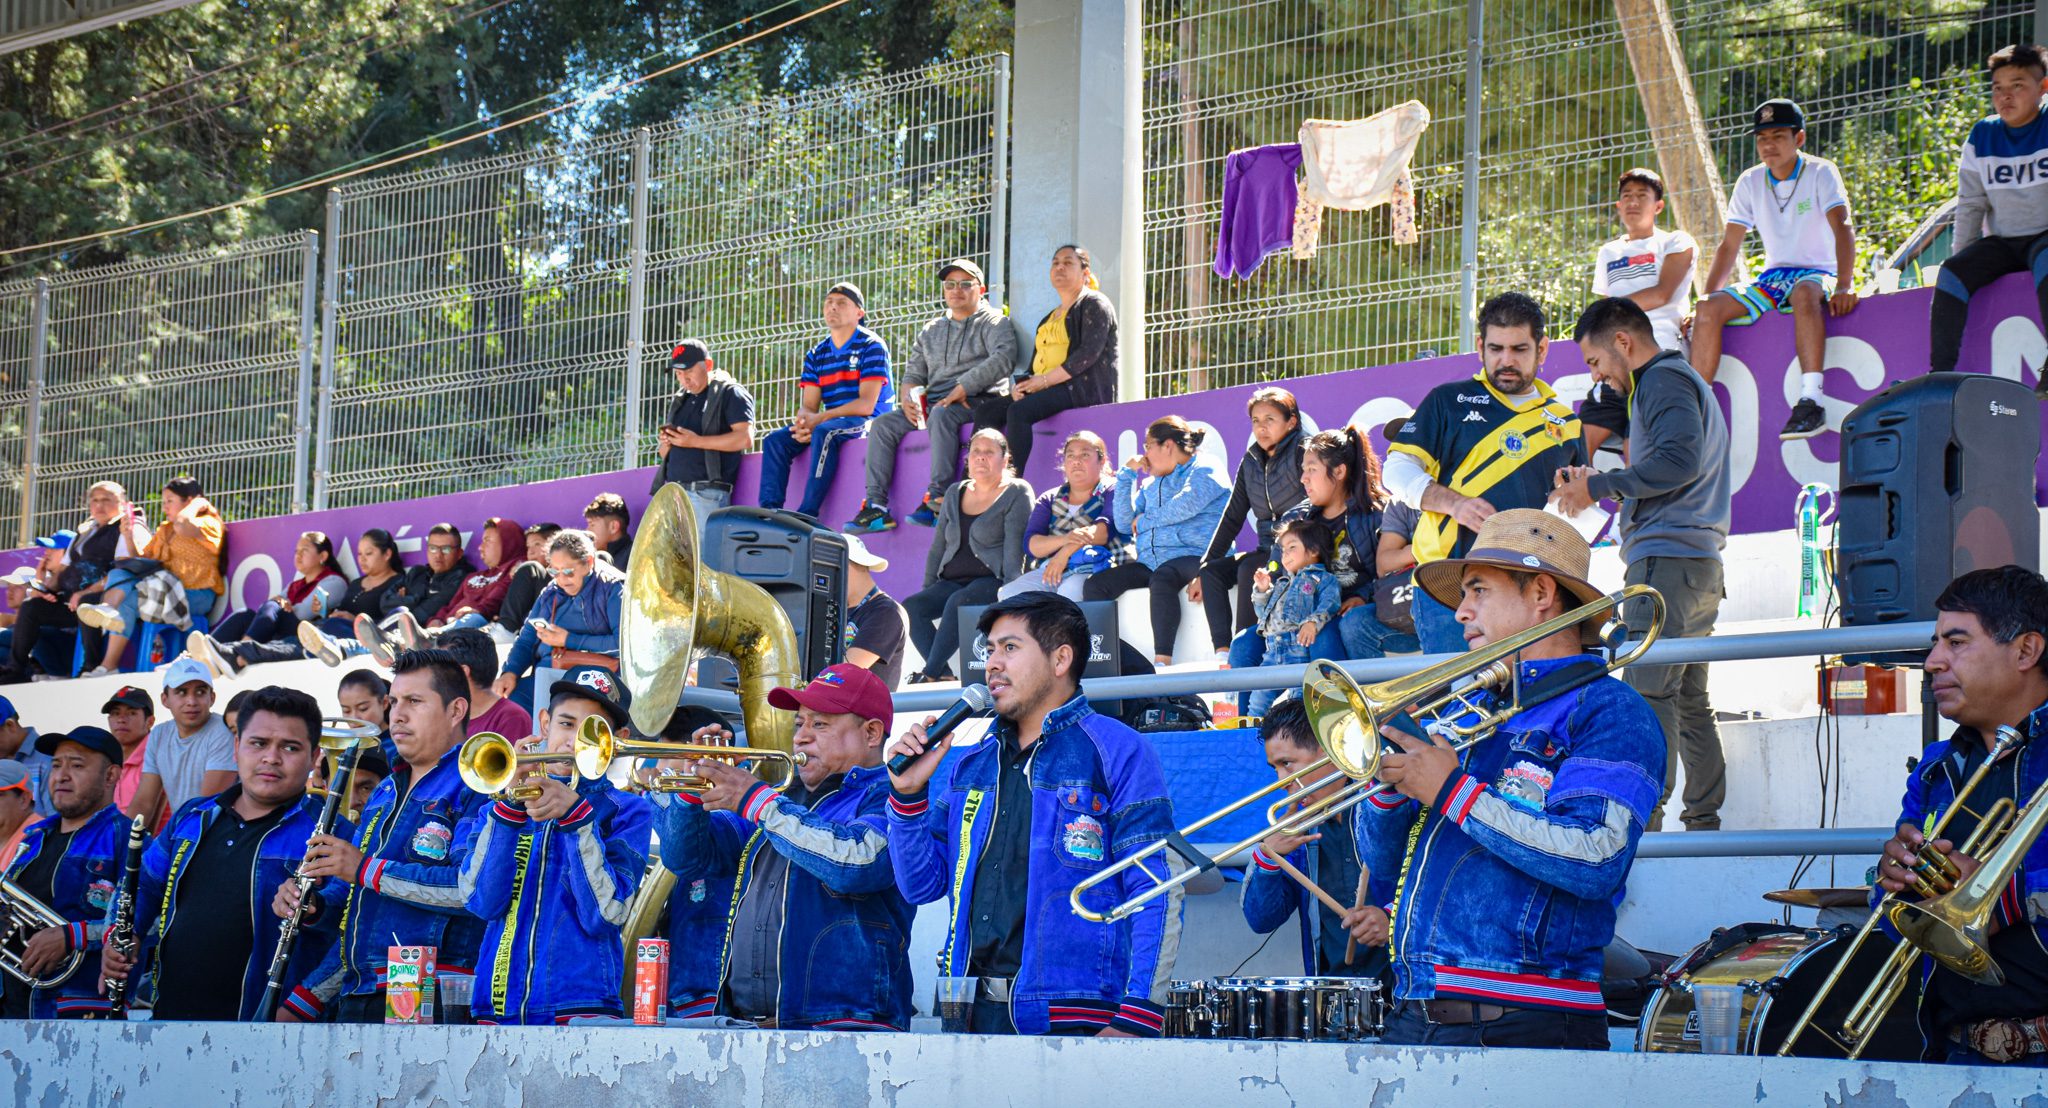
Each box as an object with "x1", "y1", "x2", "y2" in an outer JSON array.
[{"x1": 887, "y1": 684, "x2": 992, "y2": 775}]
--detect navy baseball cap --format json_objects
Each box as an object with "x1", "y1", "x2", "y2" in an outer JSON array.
[
  {"x1": 549, "y1": 668, "x2": 630, "y2": 729},
  {"x1": 670, "y1": 340, "x2": 710, "y2": 370},
  {"x1": 38, "y1": 725, "x2": 123, "y2": 765},
  {"x1": 1752, "y1": 98, "x2": 1805, "y2": 133}
]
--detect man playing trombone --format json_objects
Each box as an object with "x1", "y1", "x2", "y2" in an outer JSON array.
[
  {"x1": 100, "y1": 687, "x2": 341, "y2": 1021},
  {"x1": 1873, "y1": 566, "x2": 2048, "y2": 1064},
  {"x1": 1362, "y1": 509, "x2": 1663, "y2": 1049},
  {"x1": 660, "y1": 663, "x2": 913, "y2": 1030}
]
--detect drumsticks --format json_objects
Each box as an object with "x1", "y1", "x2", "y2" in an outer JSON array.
[
  {"x1": 1344, "y1": 867, "x2": 1370, "y2": 966},
  {"x1": 1268, "y1": 854, "x2": 1348, "y2": 915}
]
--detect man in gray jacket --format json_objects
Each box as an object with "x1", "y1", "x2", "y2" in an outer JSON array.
[
  {"x1": 1553, "y1": 297, "x2": 1731, "y2": 831},
  {"x1": 843, "y1": 259, "x2": 1017, "y2": 533}
]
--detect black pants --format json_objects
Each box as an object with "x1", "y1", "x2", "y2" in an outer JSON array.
[
  {"x1": 1929, "y1": 230, "x2": 2048, "y2": 374},
  {"x1": 214, "y1": 599, "x2": 299, "y2": 645},
  {"x1": 904, "y1": 576, "x2": 1000, "y2": 679},
  {"x1": 1198, "y1": 548, "x2": 1266, "y2": 649},
  {"x1": 1083, "y1": 556, "x2": 1202, "y2": 657},
  {"x1": 333, "y1": 991, "x2": 388, "y2": 1025},
  {"x1": 9, "y1": 595, "x2": 76, "y2": 674},
  {"x1": 1380, "y1": 1000, "x2": 1608, "y2": 1049},
  {"x1": 1004, "y1": 382, "x2": 1079, "y2": 476}
]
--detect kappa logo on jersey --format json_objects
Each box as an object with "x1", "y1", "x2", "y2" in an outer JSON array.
[{"x1": 1463, "y1": 410, "x2": 1486, "y2": 423}]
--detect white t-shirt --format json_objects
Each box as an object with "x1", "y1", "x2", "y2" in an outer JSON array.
[
  {"x1": 1725, "y1": 154, "x2": 1849, "y2": 272},
  {"x1": 1592, "y1": 227, "x2": 1697, "y2": 350},
  {"x1": 140, "y1": 714, "x2": 236, "y2": 812}
]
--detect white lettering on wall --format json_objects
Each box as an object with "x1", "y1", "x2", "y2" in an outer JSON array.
[
  {"x1": 229, "y1": 555, "x2": 282, "y2": 613},
  {"x1": 1713, "y1": 356, "x2": 1760, "y2": 497},
  {"x1": 1780, "y1": 336, "x2": 1888, "y2": 489},
  {"x1": 1990, "y1": 314, "x2": 2047, "y2": 387}
]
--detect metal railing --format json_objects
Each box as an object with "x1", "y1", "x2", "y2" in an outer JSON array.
[{"x1": 1138, "y1": 0, "x2": 2033, "y2": 395}]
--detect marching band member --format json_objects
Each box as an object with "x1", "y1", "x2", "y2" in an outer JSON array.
[
  {"x1": 644, "y1": 708, "x2": 732, "y2": 1020},
  {"x1": 1241, "y1": 695, "x2": 1393, "y2": 979},
  {"x1": 2, "y1": 726, "x2": 130, "y2": 1019},
  {"x1": 273, "y1": 650, "x2": 488, "y2": 1023},
  {"x1": 100, "y1": 687, "x2": 343, "y2": 1021},
  {"x1": 459, "y1": 671, "x2": 651, "y2": 1024},
  {"x1": 661, "y1": 663, "x2": 913, "y2": 1030},
  {"x1": 1874, "y1": 566, "x2": 2048, "y2": 1065},
  {"x1": 887, "y1": 592, "x2": 1182, "y2": 1037},
  {"x1": 1362, "y1": 509, "x2": 1662, "y2": 1049}
]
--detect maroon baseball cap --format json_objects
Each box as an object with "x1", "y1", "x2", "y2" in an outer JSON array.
[{"x1": 767, "y1": 663, "x2": 893, "y2": 728}]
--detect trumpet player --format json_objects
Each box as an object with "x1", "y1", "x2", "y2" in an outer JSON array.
[
  {"x1": 457, "y1": 671, "x2": 651, "y2": 1024},
  {"x1": 1, "y1": 726, "x2": 128, "y2": 1019},
  {"x1": 1875, "y1": 567, "x2": 2048, "y2": 1065},
  {"x1": 1362, "y1": 510, "x2": 1663, "y2": 1049},
  {"x1": 660, "y1": 663, "x2": 913, "y2": 1030},
  {"x1": 273, "y1": 650, "x2": 488, "y2": 1023},
  {"x1": 99, "y1": 687, "x2": 339, "y2": 1021}
]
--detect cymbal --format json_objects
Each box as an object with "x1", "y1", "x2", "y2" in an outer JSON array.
[{"x1": 1763, "y1": 887, "x2": 1870, "y2": 909}]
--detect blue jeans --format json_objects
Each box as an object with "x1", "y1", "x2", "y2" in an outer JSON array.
[
  {"x1": 1339, "y1": 601, "x2": 1419, "y2": 659},
  {"x1": 216, "y1": 599, "x2": 298, "y2": 644},
  {"x1": 106, "y1": 568, "x2": 215, "y2": 637},
  {"x1": 1411, "y1": 582, "x2": 1465, "y2": 655},
  {"x1": 442, "y1": 612, "x2": 489, "y2": 632},
  {"x1": 758, "y1": 416, "x2": 869, "y2": 517},
  {"x1": 1229, "y1": 622, "x2": 1344, "y2": 715}
]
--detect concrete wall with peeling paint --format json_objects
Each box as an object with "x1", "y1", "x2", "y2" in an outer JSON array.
[{"x1": 6, "y1": 1020, "x2": 2048, "y2": 1106}]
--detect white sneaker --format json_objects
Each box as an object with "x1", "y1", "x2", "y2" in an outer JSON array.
[
  {"x1": 186, "y1": 631, "x2": 235, "y2": 680},
  {"x1": 82, "y1": 665, "x2": 115, "y2": 679},
  {"x1": 390, "y1": 609, "x2": 427, "y2": 651},
  {"x1": 77, "y1": 604, "x2": 126, "y2": 634},
  {"x1": 298, "y1": 621, "x2": 346, "y2": 668}
]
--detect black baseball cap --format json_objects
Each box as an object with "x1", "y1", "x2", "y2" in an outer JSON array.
[
  {"x1": 826, "y1": 282, "x2": 865, "y2": 309},
  {"x1": 670, "y1": 339, "x2": 710, "y2": 370},
  {"x1": 1752, "y1": 98, "x2": 1805, "y2": 133},
  {"x1": 939, "y1": 258, "x2": 985, "y2": 284},
  {"x1": 548, "y1": 668, "x2": 631, "y2": 729},
  {"x1": 38, "y1": 725, "x2": 123, "y2": 765},
  {"x1": 101, "y1": 685, "x2": 155, "y2": 717}
]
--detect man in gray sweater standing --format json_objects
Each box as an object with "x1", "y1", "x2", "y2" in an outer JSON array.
[
  {"x1": 844, "y1": 259, "x2": 1018, "y2": 533},
  {"x1": 1554, "y1": 297, "x2": 1731, "y2": 831}
]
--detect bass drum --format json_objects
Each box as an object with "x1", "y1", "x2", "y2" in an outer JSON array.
[{"x1": 1637, "y1": 923, "x2": 1920, "y2": 1059}]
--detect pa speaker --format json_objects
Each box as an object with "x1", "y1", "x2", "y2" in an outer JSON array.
[
  {"x1": 1836, "y1": 373, "x2": 2039, "y2": 639},
  {"x1": 701, "y1": 506, "x2": 848, "y2": 680}
]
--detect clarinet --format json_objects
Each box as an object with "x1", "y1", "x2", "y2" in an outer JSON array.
[
  {"x1": 255, "y1": 742, "x2": 364, "y2": 1022},
  {"x1": 102, "y1": 813, "x2": 148, "y2": 1018}
]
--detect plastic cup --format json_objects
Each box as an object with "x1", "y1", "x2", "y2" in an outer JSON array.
[
  {"x1": 934, "y1": 977, "x2": 975, "y2": 1034},
  {"x1": 438, "y1": 973, "x2": 476, "y2": 1026},
  {"x1": 1691, "y1": 983, "x2": 1744, "y2": 1054}
]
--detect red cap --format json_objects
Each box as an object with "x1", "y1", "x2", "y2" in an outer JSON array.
[{"x1": 767, "y1": 663, "x2": 893, "y2": 728}]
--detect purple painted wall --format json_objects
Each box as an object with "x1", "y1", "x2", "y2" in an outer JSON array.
[{"x1": 9, "y1": 276, "x2": 2045, "y2": 618}]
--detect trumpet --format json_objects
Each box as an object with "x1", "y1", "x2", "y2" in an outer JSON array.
[
  {"x1": 458, "y1": 731, "x2": 569, "y2": 800},
  {"x1": 1775, "y1": 725, "x2": 2024, "y2": 1058},
  {"x1": 571, "y1": 715, "x2": 807, "y2": 793},
  {"x1": 0, "y1": 877, "x2": 84, "y2": 989},
  {"x1": 1068, "y1": 585, "x2": 1663, "y2": 925}
]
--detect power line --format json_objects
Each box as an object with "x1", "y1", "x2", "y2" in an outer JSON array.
[{"x1": 0, "y1": 0, "x2": 855, "y2": 262}]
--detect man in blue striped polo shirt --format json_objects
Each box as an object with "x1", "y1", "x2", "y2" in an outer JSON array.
[{"x1": 758, "y1": 282, "x2": 896, "y2": 519}]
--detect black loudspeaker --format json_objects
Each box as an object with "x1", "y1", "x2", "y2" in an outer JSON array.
[
  {"x1": 701, "y1": 507, "x2": 848, "y2": 680},
  {"x1": 1837, "y1": 374, "x2": 2040, "y2": 639}
]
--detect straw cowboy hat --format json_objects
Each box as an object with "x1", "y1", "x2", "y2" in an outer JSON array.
[{"x1": 1413, "y1": 508, "x2": 1609, "y2": 631}]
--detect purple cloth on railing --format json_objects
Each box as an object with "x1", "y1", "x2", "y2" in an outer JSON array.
[{"x1": 1214, "y1": 143, "x2": 1303, "y2": 279}]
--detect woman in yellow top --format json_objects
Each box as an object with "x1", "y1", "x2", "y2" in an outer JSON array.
[
  {"x1": 1004, "y1": 244, "x2": 1119, "y2": 478},
  {"x1": 76, "y1": 476, "x2": 226, "y2": 676}
]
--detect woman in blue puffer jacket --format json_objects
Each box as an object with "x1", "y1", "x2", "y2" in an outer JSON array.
[{"x1": 1085, "y1": 415, "x2": 1230, "y2": 664}]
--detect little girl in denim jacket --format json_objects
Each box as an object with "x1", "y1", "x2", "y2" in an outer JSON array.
[{"x1": 1247, "y1": 518, "x2": 1341, "y2": 716}]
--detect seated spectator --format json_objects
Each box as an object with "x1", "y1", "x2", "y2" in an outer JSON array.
[
  {"x1": 844, "y1": 258, "x2": 1017, "y2": 532},
  {"x1": 494, "y1": 523, "x2": 560, "y2": 641},
  {"x1": 335, "y1": 669, "x2": 397, "y2": 772},
  {"x1": 903, "y1": 430, "x2": 1032, "y2": 684},
  {"x1": 1199, "y1": 387, "x2": 1308, "y2": 661},
  {"x1": 1, "y1": 529, "x2": 88, "y2": 682},
  {"x1": 842, "y1": 536, "x2": 906, "y2": 691},
  {"x1": 76, "y1": 476, "x2": 227, "y2": 676},
  {"x1": 294, "y1": 529, "x2": 408, "y2": 667},
  {"x1": 1371, "y1": 462, "x2": 1423, "y2": 653},
  {"x1": 32, "y1": 483, "x2": 153, "y2": 680},
  {"x1": 1246, "y1": 519, "x2": 1341, "y2": 717},
  {"x1": 1005, "y1": 245, "x2": 1118, "y2": 476},
  {"x1": 384, "y1": 517, "x2": 526, "y2": 646},
  {"x1": 492, "y1": 529, "x2": 624, "y2": 711},
  {"x1": 1085, "y1": 416, "x2": 1229, "y2": 665},
  {"x1": 1687, "y1": 97, "x2": 1856, "y2": 438},
  {"x1": 188, "y1": 531, "x2": 349, "y2": 674},
  {"x1": 1930, "y1": 45, "x2": 2048, "y2": 385},
  {"x1": 998, "y1": 430, "x2": 1128, "y2": 602},
  {"x1": 125, "y1": 657, "x2": 233, "y2": 829},
  {"x1": 652, "y1": 340, "x2": 755, "y2": 525},
  {"x1": 221, "y1": 689, "x2": 251, "y2": 737},
  {"x1": 585, "y1": 493, "x2": 634, "y2": 568},
  {"x1": 439, "y1": 626, "x2": 532, "y2": 739},
  {"x1": 758, "y1": 282, "x2": 894, "y2": 519},
  {"x1": 0, "y1": 762, "x2": 40, "y2": 871},
  {"x1": 352, "y1": 522, "x2": 472, "y2": 663},
  {"x1": 0, "y1": 695, "x2": 54, "y2": 818},
  {"x1": 101, "y1": 685, "x2": 153, "y2": 814},
  {"x1": 1583, "y1": 167, "x2": 1697, "y2": 456}
]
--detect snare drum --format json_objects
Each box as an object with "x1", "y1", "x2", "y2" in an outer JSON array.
[
  {"x1": 1165, "y1": 981, "x2": 1218, "y2": 1038},
  {"x1": 1210, "y1": 976, "x2": 1382, "y2": 1041}
]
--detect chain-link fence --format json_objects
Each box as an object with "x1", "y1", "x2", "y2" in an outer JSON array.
[
  {"x1": 0, "y1": 234, "x2": 318, "y2": 543},
  {"x1": 1140, "y1": 0, "x2": 2034, "y2": 395},
  {"x1": 315, "y1": 55, "x2": 1009, "y2": 509}
]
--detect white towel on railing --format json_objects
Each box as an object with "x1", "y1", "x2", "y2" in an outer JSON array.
[{"x1": 1294, "y1": 101, "x2": 1431, "y2": 257}]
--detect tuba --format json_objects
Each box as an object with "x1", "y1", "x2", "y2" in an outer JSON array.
[{"x1": 614, "y1": 485, "x2": 805, "y2": 980}]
